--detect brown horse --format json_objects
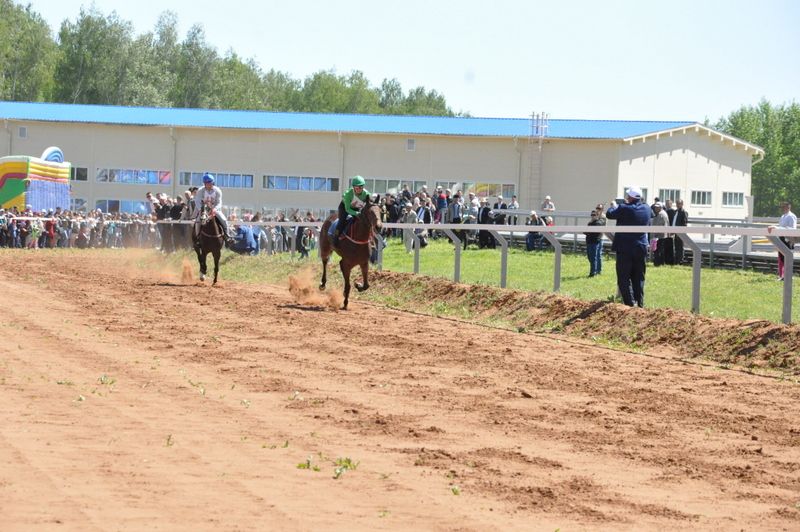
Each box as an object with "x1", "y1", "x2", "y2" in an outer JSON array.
[
  {"x1": 193, "y1": 207, "x2": 224, "y2": 285},
  {"x1": 319, "y1": 199, "x2": 382, "y2": 309}
]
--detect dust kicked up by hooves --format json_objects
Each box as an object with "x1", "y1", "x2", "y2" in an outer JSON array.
[
  {"x1": 288, "y1": 267, "x2": 343, "y2": 310},
  {"x1": 181, "y1": 258, "x2": 196, "y2": 284}
]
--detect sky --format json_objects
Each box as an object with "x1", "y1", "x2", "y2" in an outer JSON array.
[{"x1": 24, "y1": 0, "x2": 800, "y2": 122}]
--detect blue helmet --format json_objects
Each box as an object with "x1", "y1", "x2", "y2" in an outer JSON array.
[{"x1": 202, "y1": 173, "x2": 215, "y2": 184}]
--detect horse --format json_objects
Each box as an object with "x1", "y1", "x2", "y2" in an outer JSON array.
[
  {"x1": 193, "y1": 207, "x2": 224, "y2": 285},
  {"x1": 319, "y1": 199, "x2": 383, "y2": 309}
]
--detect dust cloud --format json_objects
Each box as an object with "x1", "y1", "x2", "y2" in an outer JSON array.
[
  {"x1": 288, "y1": 267, "x2": 342, "y2": 310},
  {"x1": 181, "y1": 258, "x2": 195, "y2": 284}
]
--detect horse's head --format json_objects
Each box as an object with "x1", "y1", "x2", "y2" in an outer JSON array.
[{"x1": 362, "y1": 196, "x2": 382, "y2": 232}]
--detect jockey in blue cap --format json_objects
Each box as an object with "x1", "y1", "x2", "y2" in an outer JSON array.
[{"x1": 194, "y1": 173, "x2": 234, "y2": 245}]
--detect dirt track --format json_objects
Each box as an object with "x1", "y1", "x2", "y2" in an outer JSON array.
[{"x1": 1, "y1": 250, "x2": 799, "y2": 531}]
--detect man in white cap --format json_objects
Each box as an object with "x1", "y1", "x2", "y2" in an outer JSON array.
[
  {"x1": 606, "y1": 186, "x2": 651, "y2": 307},
  {"x1": 540, "y1": 195, "x2": 555, "y2": 212}
]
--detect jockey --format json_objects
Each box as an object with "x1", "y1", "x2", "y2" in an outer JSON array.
[
  {"x1": 194, "y1": 173, "x2": 234, "y2": 246},
  {"x1": 334, "y1": 175, "x2": 371, "y2": 240}
]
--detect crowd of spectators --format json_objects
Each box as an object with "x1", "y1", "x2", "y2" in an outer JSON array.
[{"x1": 1, "y1": 185, "x2": 561, "y2": 256}]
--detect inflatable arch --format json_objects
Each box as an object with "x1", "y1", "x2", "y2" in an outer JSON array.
[{"x1": 0, "y1": 147, "x2": 71, "y2": 211}]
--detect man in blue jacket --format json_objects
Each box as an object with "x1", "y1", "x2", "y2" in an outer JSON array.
[
  {"x1": 232, "y1": 220, "x2": 258, "y2": 255},
  {"x1": 606, "y1": 186, "x2": 650, "y2": 307}
]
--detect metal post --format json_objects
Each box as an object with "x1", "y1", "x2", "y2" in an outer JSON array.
[
  {"x1": 678, "y1": 234, "x2": 702, "y2": 314},
  {"x1": 541, "y1": 231, "x2": 562, "y2": 292},
  {"x1": 768, "y1": 236, "x2": 793, "y2": 324},
  {"x1": 265, "y1": 226, "x2": 273, "y2": 255},
  {"x1": 289, "y1": 225, "x2": 297, "y2": 259},
  {"x1": 709, "y1": 224, "x2": 715, "y2": 267},
  {"x1": 376, "y1": 232, "x2": 384, "y2": 271},
  {"x1": 442, "y1": 229, "x2": 462, "y2": 283},
  {"x1": 573, "y1": 216, "x2": 578, "y2": 252},
  {"x1": 489, "y1": 230, "x2": 508, "y2": 288},
  {"x1": 412, "y1": 232, "x2": 421, "y2": 274},
  {"x1": 310, "y1": 227, "x2": 321, "y2": 259}
]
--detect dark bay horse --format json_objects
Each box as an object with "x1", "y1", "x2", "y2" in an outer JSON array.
[
  {"x1": 319, "y1": 200, "x2": 382, "y2": 309},
  {"x1": 193, "y1": 207, "x2": 224, "y2": 285}
]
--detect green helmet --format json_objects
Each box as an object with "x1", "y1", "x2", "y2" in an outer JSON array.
[{"x1": 351, "y1": 175, "x2": 366, "y2": 187}]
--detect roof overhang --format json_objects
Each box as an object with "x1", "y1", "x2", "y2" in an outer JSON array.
[{"x1": 623, "y1": 123, "x2": 765, "y2": 163}]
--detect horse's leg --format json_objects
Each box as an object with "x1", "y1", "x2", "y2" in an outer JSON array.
[
  {"x1": 340, "y1": 260, "x2": 351, "y2": 310},
  {"x1": 212, "y1": 248, "x2": 220, "y2": 285},
  {"x1": 355, "y1": 260, "x2": 369, "y2": 292},
  {"x1": 320, "y1": 254, "x2": 328, "y2": 290},
  {"x1": 198, "y1": 248, "x2": 207, "y2": 281}
]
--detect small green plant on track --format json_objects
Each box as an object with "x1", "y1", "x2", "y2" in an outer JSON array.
[
  {"x1": 166, "y1": 434, "x2": 174, "y2": 447},
  {"x1": 56, "y1": 379, "x2": 73, "y2": 386},
  {"x1": 297, "y1": 455, "x2": 321, "y2": 472},
  {"x1": 333, "y1": 457, "x2": 359, "y2": 479},
  {"x1": 450, "y1": 485, "x2": 461, "y2": 495},
  {"x1": 98, "y1": 374, "x2": 115, "y2": 385}
]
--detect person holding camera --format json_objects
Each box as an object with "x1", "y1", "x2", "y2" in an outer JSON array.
[{"x1": 606, "y1": 186, "x2": 650, "y2": 307}]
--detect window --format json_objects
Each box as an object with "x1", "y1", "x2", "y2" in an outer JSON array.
[
  {"x1": 658, "y1": 188, "x2": 681, "y2": 203},
  {"x1": 462, "y1": 182, "x2": 515, "y2": 199},
  {"x1": 96, "y1": 167, "x2": 172, "y2": 185},
  {"x1": 95, "y1": 199, "x2": 120, "y2": 213},
  {"x1": 70, "y1": 198, "x2": 87, "y2": 212},
  {"x1": 640, "y1": 187, "x2": 649, "y2": 203},
  {"x1": 120, "y1": 200, "x2": 150, "y2": 214},
  {"x1": 722, "y1": 192, "x2": 744, "y2": 207},
  {"x1": 434, "y1": 181, "x2": 459, "y2": 191},
  {"x1": 18, "y1": 126, "x2": 27, "y2": 139},
  {"x1": 70, "y1": 167, "x2": 88, "y2": 181},
  {"x1": 264, "y1": 175, "x2": 337, "y2": 192},
  {"x1": 691, "y1": 190, "x2": 712, "y2": 206},
  {"x1": 406, "y1": 138, "x2": 416, "y2": 151},
  {"x1": 181, "y1": 171, "x2": 252, "y2": 188}
]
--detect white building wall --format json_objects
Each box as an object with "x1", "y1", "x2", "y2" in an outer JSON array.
[
  {"x1": 2, "y1": 118, "x2": 757, "y2": 221},
  {"x1": 538, "y1": 139, "x2": 620, "y2": 213},
  {"x1": 618, "y1": 130, "x2": 754, "y2": 219}
]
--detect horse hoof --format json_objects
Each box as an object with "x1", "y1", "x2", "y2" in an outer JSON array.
[
  {"x1": 199, "y1": 274, "x2": 205, "y2": 282},
  {"x1": 319, "y1": 283, "x2": 326, "y2": 290},
  {"x1": 356, "y1": 284, "x2": 368, "y2": 292}
]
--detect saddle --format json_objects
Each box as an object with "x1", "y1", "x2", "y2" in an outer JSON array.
[{"x1": 329, "y1": 217, "x2": 355, "y2": 241}]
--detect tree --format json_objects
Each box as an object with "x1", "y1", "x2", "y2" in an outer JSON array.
[
  {"x1": 212, "y1": 52, "x2": 267, "y2": 110},
  {"x1": 53, "y1": 7, "x2": 134, "y2": 104},
  {"x1": 715, "y1": 100, "x2": 800, "y2": 216},
  {"x1": 0, "y1": 0, "x2": 56, "y2": 101},
  {"x1": 172, "y1": 24, "x2": 218, "y2": 108},
  {"x1": 262, "y1": 69, "x2": 301, "y2": 111}
]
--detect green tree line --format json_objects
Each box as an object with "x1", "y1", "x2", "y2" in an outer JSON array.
[{"x1": 0, "y1": 1, "x2": 456, "y2": 116}]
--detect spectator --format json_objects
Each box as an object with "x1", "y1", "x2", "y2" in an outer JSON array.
[
  {"x1": 507, "y1": 195, "x2": 520, "y2": 225},
  {"x1": 650, "y1": 202, "x2": 669, "y2": 266},
  {"x1": 449, "y1": 193, "x2": 463, "y2": 225},
  {"x1": 434, "y1": 187, "x2": 448, "y2": 223},
  {"x1": 232, "y1": 216, "x2": 257, "y2": 255},
  {"x1": 540, "y1": 195, "x2": 555, "y2": 212},
  {"x1": 606, "y1": 186, "x2": 650, "y2": 307},
  {"x1": 768, "y1": 201, "x2": 797, "y2": 281},
  {"x1": 525, "y1": 210, "x2": 546, "y2": 251},
  {"x1": 492, "y1": 196, "x2": 507, "y2": 225},
  {"x1": 671, "y1": 198, "x2": 689, "y2": 264},
  {"x1": 401, "y1": 202, "x2": 418, "y2": 252},
  {"x1": 585, "y1": 209, "x2": 605, "y2": 276},
  {"x1": 299, "y1": 228, "x2": 314, "y2": 259},
  {"x1": 478, "y1": 198, "x2": 494, "y2": 249}
]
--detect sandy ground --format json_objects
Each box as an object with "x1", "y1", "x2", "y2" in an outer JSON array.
[{"x1": 0, "y1": 250, "x2": 799, "y2": 531}]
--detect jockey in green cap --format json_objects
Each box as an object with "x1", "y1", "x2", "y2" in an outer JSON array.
[{"x1": 334, "y1": 175, "x2": 371, "y2": 240}]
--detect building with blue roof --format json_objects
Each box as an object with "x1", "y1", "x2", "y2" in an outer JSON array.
[{"x1": 0, "y1": 101, "x2": 763, "y2": 218}]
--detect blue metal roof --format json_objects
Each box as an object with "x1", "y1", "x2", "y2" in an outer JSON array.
[{"x1": 0, "y1": 101, "x2": 696, "y2": 140}]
